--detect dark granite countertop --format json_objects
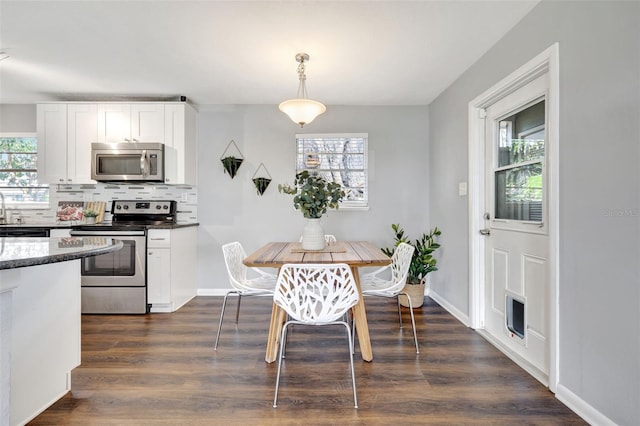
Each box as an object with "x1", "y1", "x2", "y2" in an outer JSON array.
[
  {"x1": 0, "y1": 222, "x2": 199, "y2": 230},
  {"x1": 0, "y1": 237, "x2": 123, "y2": 270},
  {"x1": 146, "y1": 223, "x2": 199, "y2": 229},
  {"x1": 0, "y1": 223, "x2": 75, "y2": 229}
]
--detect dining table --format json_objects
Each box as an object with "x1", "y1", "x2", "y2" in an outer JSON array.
[{"x1": 243, "y1": 240, "x2": 391, "y2": 363}]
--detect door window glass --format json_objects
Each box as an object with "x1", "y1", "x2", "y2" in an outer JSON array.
[{"x1": 494, "y1": 100, "x2": 545, "y2": 222}]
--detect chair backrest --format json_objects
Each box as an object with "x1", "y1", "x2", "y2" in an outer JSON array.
[
  {"x1": 221, "y1": 241, "x2": 251, "y2": 291},
  {"x1": 388, "y1": 242, "x2": 415, "y2": 292},
  {"x1": 274, "y1": 263, "x2": 359, "y2": 324}
]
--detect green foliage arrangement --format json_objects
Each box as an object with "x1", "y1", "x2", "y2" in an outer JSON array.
[
  {"x1": 382, "y1": 223, "x2": 442, "y2": 284},
  {"x1": 83, "y1": 209, "x2": 99, "y2": 217},
  {"x1": 278, "y1": 170, "x2": 345, "y2": 219}
]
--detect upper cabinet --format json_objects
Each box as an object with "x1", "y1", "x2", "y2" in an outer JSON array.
[
  {"x1": 37, "y1": 102, "x2": 197, "y2": 185},
  {"x1": 97, "y1": 103, "x2": 165, "y2": 143},
  {"x1": 164, "y1": 103, "x2": 197, "y2": 185},
  {"x1": 37, "y1": 103, "x2": 97, "y2": 184}
]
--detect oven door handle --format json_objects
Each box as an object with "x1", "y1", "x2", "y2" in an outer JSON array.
[{"x1": 70, "y1": 230, "x2": 146, "y2": 237}]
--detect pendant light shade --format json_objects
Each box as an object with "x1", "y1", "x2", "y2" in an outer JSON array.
[{"x1": 279, "y1": 53, "x2": 326, "y2": 127}]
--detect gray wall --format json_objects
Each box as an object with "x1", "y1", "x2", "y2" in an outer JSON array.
[
  {"x1": 0, "y1": 104, "x2": 36, "y2": 132},
  {"x1": 428, "y1": 1, "x2": 639, "y2": 424},
  {"x1": 197, "y1": 104, "x2": 430, "y2": 292}
]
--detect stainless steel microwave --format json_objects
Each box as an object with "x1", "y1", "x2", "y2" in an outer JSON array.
[{"x1": 91, "y1": 142, "x2": 165, "y2": 182}]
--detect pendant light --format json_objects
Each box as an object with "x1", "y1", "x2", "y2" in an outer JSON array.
[{"x1": 279, "y1": 53, "x2": 326, "y2": 127}]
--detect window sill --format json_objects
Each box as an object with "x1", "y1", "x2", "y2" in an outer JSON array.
[{"x1": 6, "y1": 203, "x2": 51, "y2": 211}]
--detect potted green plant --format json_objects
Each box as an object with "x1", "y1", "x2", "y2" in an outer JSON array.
[
  {"x1": 278, "y1": 170, "x2": 345, "y2": 250},
  {"x1": 83, "y1": 208, "x2": 99, "y2": 224},
  {"x1": 382, "y1": 223, "x2": 442, "y2": 308}
]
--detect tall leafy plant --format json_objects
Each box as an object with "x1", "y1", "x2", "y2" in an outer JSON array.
[{"x1": 382, "y1": 223, "x2": 442, "y2": 284}]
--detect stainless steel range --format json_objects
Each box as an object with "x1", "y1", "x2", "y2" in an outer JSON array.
[{"x1": 70, "y1": 200, "x2": 177, "y2": 314}]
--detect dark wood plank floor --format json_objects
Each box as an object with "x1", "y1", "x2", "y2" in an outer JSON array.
[{"x1": 30, "y1": 296, "x2": 585, "y2": 425}]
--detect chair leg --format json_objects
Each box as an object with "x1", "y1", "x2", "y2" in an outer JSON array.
[
  {"x1": 282, "y1": 318, "x2": 290, "y2": 359},
  {"x1": 351, "y1": 319, "x2": 356, "y2": 354},
  {"x1": 214, "y1": 290, "x2": 238, "y2": 350},
  {"x1": 343, "y1": 322, "x2": 358, "y2": 409},
  {"x1": 401, "y1": 291, "x2": 420, "y2": 353},
  {"x1": 396, "y1": 296, "x2": 403, "y2": 329},
  {"x1": 273, "y1": 322, "x2": 291, "y2": 408},
  {"x1": 234, "y1": 294, "x2": 242, "y2": 325}
]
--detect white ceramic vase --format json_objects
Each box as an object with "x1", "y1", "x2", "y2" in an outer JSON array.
[{"x1": 301, "y1": 218, "x2": 325, "y2": 250}]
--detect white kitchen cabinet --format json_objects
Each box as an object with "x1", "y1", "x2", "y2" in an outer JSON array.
[
  {"x1": 5, "y1": 260, "x2": 81, "y2": 425},
  {"x1": 164, "y1": 103, "x2": 197, "y2": 185},
  {"x1": 38, "y1": 101, "x2": 195, "y2": 186},
  {"x1": 147, "y1": 227, "x2": 197, "y2": 312},
  {"x1": 37, "y1": 104, "x2": 97, "y2": 184},
  {"x1": 67, "y1": 104, "x2": 97, "y2": 183},
  {"x1": 147, "y1": 230, "x2": 171, "y2": 305},
  {"x1": 97, "y1": 103, "x2": 165, "y2": 143},
  {"x1": 37, "y1": 104, "x2": 67, "y2": 184}
]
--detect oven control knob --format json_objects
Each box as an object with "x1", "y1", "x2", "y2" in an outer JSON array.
[
  {"x1": 123, "y1": 205, "x2": 129, "y2": 210},
  {"x1": 156, "y1": 205, "x2": 162, "y2": 210},
  {"x1": 163, "y1": 205, "x2": 169, "y2": 209}
]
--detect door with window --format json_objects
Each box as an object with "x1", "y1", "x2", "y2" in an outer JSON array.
[{"x1": 482, "y1": 74, "x2": 550, "y2": 383}]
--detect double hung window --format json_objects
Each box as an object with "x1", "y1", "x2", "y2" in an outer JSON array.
[
  {"x1": 0, "y1": 134, "x2": 49, "y2": 206},
  {"x1": 295, "y1": 133, "x2": 368, "y2": 209}
]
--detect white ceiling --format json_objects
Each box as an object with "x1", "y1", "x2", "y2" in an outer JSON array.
[{"x1": 0, "y1": 0, "x2": 539, "y2": 106}]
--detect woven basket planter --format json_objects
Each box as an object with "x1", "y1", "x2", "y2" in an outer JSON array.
[{"x1": 399, "y1": 281, "x2": 425, "y2": 308}]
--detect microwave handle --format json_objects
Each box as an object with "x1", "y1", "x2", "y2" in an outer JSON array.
[{"x1": 140, "y1": 150, "x2": 148, "y2": 177}]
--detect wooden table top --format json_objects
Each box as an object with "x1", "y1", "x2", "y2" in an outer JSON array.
[{"x1": 243, "y1": 241, "x2": 391, "y2": 268}]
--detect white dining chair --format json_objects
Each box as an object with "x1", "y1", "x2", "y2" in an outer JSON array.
[
  {"x1": 359, "y1": 242, "x2": 420, "y2": 353},
  {"x1": 272, "y1": 263, "x2": 359, "y2": 409},
  {"x1": 215, "y1": 241, "x2": 277, "y2": 350}
]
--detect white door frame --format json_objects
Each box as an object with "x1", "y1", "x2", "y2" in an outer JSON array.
[{"x1": 467, "y1": 43, "x2": 560, "y2": 392}]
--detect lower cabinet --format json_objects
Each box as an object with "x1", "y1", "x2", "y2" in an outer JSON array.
[{"x1": 147, "y1": 227, "x2": 197, "y2": 313}]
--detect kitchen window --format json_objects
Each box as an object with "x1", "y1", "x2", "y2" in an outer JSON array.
[
  {"x1": 295, "y1": 133, "x2": 368, "y2": 209},
  {"x1": 0, "y1": 133, "x2": 49, "y2": 206}
]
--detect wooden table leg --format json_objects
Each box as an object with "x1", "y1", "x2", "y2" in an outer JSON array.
[
  {"x1": 265, "y1": 303, "x2": 286, "y2": 363},
  {"x1": 351, "y1": 266, "x2": 373, "y2": 362}
]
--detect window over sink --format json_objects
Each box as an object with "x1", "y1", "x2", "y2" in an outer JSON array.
[{"x1": 0, "y1": 133, "x2": 49, "y2": 207}]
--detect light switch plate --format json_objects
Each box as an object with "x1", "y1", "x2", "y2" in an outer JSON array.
[{"x1": 458, "y1": 182, "x2": 467, "y2": 196}]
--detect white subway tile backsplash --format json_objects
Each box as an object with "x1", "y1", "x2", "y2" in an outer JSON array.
[{"x1": 9, "y1": 183, "x2": 197, "y2": 225}]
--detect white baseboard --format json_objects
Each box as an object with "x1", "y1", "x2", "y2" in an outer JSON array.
[
  {"x1": 197, "y1": 289, "x2": 227, "y2": 296},
  {"x1": 196, "y1": 289, "x2": 272, "y2": 297},
  {"x1": 426, "y1": 287, "x2": 471, "y2": 327},
  {"x1": 556, "y1": 384, "x2": 617, "y2": 426}
]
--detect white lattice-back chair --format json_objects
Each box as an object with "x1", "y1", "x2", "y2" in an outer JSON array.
[
  {"x1": 272, "y1": 263, "x2": 359, "y2": 408},
  {"x1": 359, "y1": 242, "x2": 420, "y2": 353},
  {"x1": 299, "y1": 234, "x2": 337, "y2": 244},
  {"x1": 215, "y1": 242, "x2": 277, "y2": 350}
]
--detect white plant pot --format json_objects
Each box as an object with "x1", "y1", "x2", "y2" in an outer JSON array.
[
  {"x1": 85, "y1": 216, "x2": 96, "y2": 224},
  {"x1": 301, "y1": 218, "x2": 325, "y2": 250}
]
